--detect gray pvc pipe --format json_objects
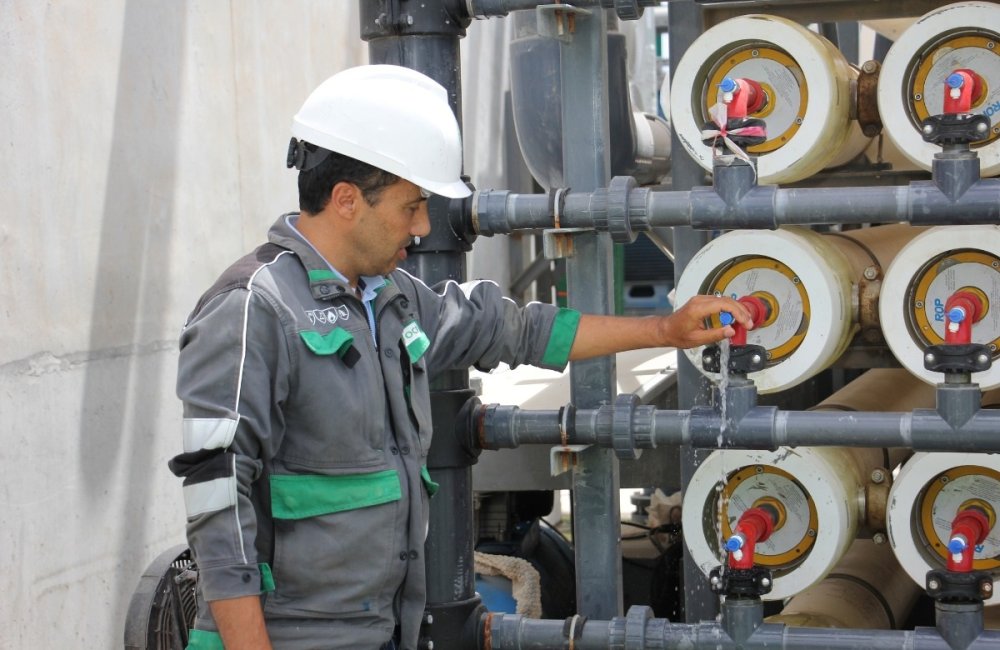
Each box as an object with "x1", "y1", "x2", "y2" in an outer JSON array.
[
  {"x1": 483, "y1": 606, "x2": 1000, "y2": 649},
  {"x1": 477, "y1": 402, "x2": 1000, "y2": 453},
  {"x1": 472, "y1": 178, "x2": 1000, "y2": 235}
]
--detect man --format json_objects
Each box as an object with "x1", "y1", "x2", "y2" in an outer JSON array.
[{"x1": 170, "y1": 65, "x2": 751, "y2": 650}]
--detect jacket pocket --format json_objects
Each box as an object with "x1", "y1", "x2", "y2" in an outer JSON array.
[
  {"x1": 265, "y1": 470, "x2": 403, "y2": 618},
  {"x1": 288, "y1": 328, "x2": 385, "y2": 466}
]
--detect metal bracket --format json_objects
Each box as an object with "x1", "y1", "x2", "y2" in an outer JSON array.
[
  {"x1": 550, "y1": 444, "x2": 590, "y2": 476},
  {"x1": 536, "y1": 4, "x2": 591, "y2": 43},
  {"x1": 543, "y1": 227, "x2": 590, "y2": 260}
]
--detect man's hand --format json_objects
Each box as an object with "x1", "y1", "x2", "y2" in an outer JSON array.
[
  {"x1": 568, "y1": 294, "x2": 753, "y2": 361},
  {"x1": 656, "y1": 294, "x2": 753, "y2": 349}
]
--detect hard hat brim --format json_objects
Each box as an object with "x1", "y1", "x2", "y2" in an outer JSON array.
[{"x1": 420, "y1": 178, "x2": 472, "y2": 199}]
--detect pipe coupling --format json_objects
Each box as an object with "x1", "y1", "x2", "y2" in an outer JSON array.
[
  {"x1": 611, "y1": 393, "x2": 654, "y2": 459},
  {"x1": 605, "y1": 175, "x2": 639, "y2": 243},
  {"x1": 472, "y1": 189, "x2": 513, "y2": 236},
  {"x1": 478, "y1": 403, "x2": 520, "y2": 449},
  {"x1": 626, "y1": 605, "x2": 655, "y2": 650}
]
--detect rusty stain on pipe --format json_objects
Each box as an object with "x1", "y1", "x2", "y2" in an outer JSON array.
[
  {"x1": 476, "y1": 405, "x2": 488, "y2": 450},
  {"x1": 482, "y1": 612, "x2": 493, "y2": 650}
]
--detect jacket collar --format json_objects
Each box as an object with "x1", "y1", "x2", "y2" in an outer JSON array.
[{"x1": 268, "y1": 213, "x2": 386, "y2": 302}]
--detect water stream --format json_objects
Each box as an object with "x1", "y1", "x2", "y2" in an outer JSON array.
[{"x1": 714, "y1": 338, "x2": 732, "y2": 580}]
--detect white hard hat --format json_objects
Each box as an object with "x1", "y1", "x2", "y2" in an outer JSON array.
[{"x1": 290, "y1": 65, "x2": 471, "y2": 199}]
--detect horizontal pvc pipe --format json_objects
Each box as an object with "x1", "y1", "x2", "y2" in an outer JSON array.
[
  {"x1": 471, "y1": 178, "x2": 1000, "y2": 235},
  {"x1": 477, "y1": 402, "x2": 1000, "y2": 452},
  {"x1": 483, "y1": 609, "x2": 1000, "y2": 649}
]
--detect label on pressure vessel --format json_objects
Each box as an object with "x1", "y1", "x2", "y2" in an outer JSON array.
[
  {"x1": 705, "y1": 45, "x2": 807, "y2": 154},
  {"x1": 908, "y1": 250, "x2": 1000, "y2": 351},
  {"x1": 721, "y1": 465, "x2": 817, "y2": 568}
]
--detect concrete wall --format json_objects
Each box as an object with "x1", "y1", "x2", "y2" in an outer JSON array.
[{"x1": 1, "y1": 3, "x2": 368, "y2": 647}]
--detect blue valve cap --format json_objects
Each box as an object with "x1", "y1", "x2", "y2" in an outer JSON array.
[
  {"x1": 947, "y1": 307, "x2": 966, "y2": 323},
  {"x1": 946, "y1": 72, "x2": 966, "y2": 89},
  {"x1": 948, "y1": 536, "x2": 968, "y2": 554},
  {"x1": 719, "y1": 77, "x2": 738, "y2": 94},
  {"x1": 725, "y1": 536, "x2": 743, "y2": 552},
  {"x1": 720, "y1": 311, "x2": 735, "y2": 327}
]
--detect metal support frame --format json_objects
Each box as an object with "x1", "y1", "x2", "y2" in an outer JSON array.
[
  {"x1": 666, "y1": 0, "x2": 718, "y2": 624},
  {"x1": 555, "y1": 6, "x2": 624, "y2": 620}
]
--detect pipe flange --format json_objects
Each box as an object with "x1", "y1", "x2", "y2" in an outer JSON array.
[
  {"x1": 624, "y1": 605, "x2": 652, "y2": 650},
  {"x1": 606, "y1": 175, "x2": 638, "y2": 244},
  {"x1": 612, "y1": 393, "x2": 641, "y2": 460}
]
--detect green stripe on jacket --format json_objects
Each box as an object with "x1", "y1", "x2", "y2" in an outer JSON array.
[
  {"x1": 541, "y1": 308, "x2": 581, "y2": 367},
  {"x1": 270, "y1": 470, "x2": 402, "y2": 519}
]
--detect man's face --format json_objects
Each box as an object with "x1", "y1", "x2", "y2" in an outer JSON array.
[{"x1": 351, "y1": 179, "x2": 431, "y2": 278}]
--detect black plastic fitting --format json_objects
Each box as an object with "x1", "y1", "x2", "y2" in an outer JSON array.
[
  {"x1": 702, "y1": 344, "x2": 767, "y2": 375},
  {"x1": 923, "y1": 344, "x2": 993, "y2": 375},
  {"x1": 927, "y1": 569, "x2": 994, "y2": 603},
  {"x1": 427, "y1": 389, "x2": 482, "y2": 469},
  {"x1": 710, "y1": 565, "x2": 774, "y2": 598},
  {"x1": 360, "y1": 0, "x2": 471, "y2": 40}
]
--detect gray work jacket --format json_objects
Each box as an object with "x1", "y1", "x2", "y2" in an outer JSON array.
[{"x1": 170, "y1": 214, "x2": 580, "y2": 649}]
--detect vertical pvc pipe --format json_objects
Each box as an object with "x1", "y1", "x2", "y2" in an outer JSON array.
[
  {"x1": 557, "y1": 7, "x2": 622, "y2": 620},
  {"x1": 667, "y1": 0, "x2": 718, "y2": 624},
  {"x1": 359, "y1": 2, "x2": 481, "y2": 644}
]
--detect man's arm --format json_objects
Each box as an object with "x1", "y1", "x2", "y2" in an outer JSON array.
[
  {"x1": 171, "y1": 288, "x2": 290, "y2": 646},
  {"x1": 569, "y1": 294, "x2": 752, "y2": 361},
  {"x1": 209, "y1": 596, "x2": 273, "y2": 650}
]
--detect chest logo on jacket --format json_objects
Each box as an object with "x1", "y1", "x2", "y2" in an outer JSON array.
[{"x1": 305, "y1": 305, "x2": 350, "y2": 326}]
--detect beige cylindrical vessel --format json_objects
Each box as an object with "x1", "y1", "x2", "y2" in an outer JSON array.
[
  {"x1": 670, "y1": 14, "x2": 869, "y2": 184},
  {"x1": 878, "y1": 2, "x2": 1000, "y2": 176},
  {"x1": 766, "y1": 539, "x2": 921, "y2": 629},
  {"x1": 888, "y1": 452, "x2": 1000, "y2": 605},
  {"x1": 676, "y1": 225, "x2": 926, "y2": 393},
  {"x1": 880, "y1": 225, "x2": 1000, "y2": 390}
]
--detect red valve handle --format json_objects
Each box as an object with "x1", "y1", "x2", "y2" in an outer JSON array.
[
  {"x1": 724, "y1": 78, "x2": 767, "y2": 119},
  {"x1": 727, "y1": 507, "x2": 776, "y2": 570},
  {"x1": 943, "y1": 69, "x2": 985, "y2": 115},
  {"x1": 944, "y1": 290, "x2": 984, "y2": 345},
  {"x1": 946, "y1": 507, "x2": 990, "y2": 573},
  {"x1": 731, "y1": 295, "x2": 769, "y2": 346}
]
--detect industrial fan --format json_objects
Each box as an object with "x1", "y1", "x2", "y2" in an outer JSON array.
[{"x1": 124, "y1": 545, "x2": 198, "y2": 649}]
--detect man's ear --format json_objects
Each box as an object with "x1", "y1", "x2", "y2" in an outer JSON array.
[{"x1": 329, "y1": 182, "x2": 360, "y2": 219}]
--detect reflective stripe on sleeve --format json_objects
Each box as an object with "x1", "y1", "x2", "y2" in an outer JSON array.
[
  {"x1": 183, "y1": 475, "x2": 238, "y2": 518},
  {"x1": 182, "y1": 417, "x2": 238, "y2": 453}
]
